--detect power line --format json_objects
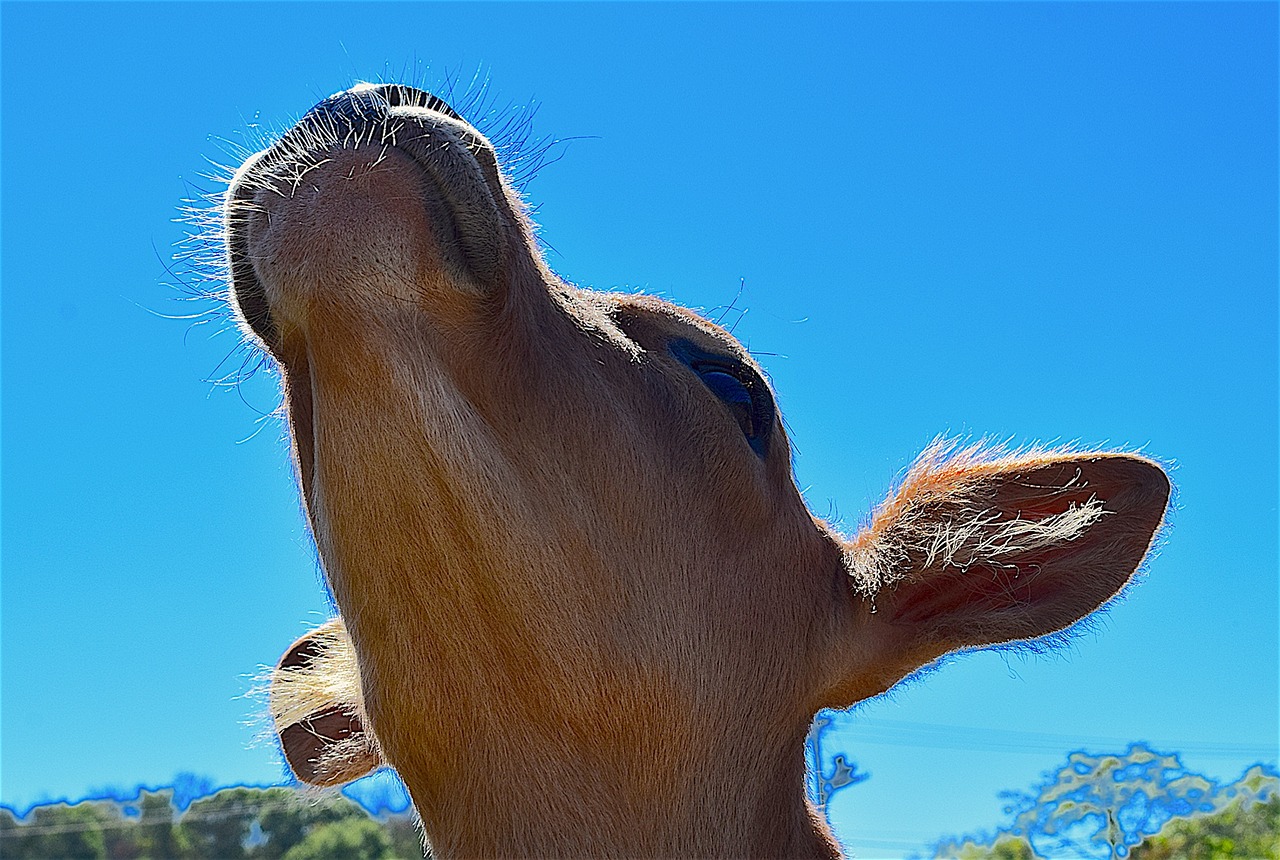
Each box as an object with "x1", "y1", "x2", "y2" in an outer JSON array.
[{"x1": 831, "y1": 716, "x2": 1277, "y2": 758}]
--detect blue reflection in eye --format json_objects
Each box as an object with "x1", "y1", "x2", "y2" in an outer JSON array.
[
  {"x1": 698, "y1": 369, "x2": 756, "y2": 435},
  {"x1": 699, "y1": 369, "x2": 753, "y2": 408},
  {"x1": 668, "y1": 339, "x2": 774, "y2": 458}
]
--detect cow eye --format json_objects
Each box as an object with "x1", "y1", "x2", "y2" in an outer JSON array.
[{"x1": 669, "y1": 340, "x2": 775, "y2": 458}]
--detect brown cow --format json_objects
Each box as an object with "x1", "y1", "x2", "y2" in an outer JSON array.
[{"x1": 224, "y1": 83, "x2": 1169, "y2": 859}]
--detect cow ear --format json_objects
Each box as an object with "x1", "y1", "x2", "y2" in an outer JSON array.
[
  {"x1": 830, "y1": 443, "x2": 1169, "y2": 699},
  {"x1": 271, "y1": 617, "x2": 382, "y2": 787}
]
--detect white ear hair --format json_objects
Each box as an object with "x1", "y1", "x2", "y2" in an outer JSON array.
[
  {"x1": 842, "y1": 438, "x2": 1168, "y2": 651},
  {"x1": 844, "y1": 439, "x2": 1109, "y2": 598}
]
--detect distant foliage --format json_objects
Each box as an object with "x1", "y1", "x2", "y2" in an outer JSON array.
[
  {"x1": 930, "y1": 747, "x2": 1278, "y2": 860},
  {"x1": 806, "y1": 711, "x2": 871, "y2": 811},
  {"x1": 279, "y1": 818, "x2": 393, "y2": 860},
  {"x1": 1006, "y1": 745, "x2": 1221, "y2": 858},
  {"x1": 0, "y1": 800, "x2": 115, "y2": 859},
  {"x1": 931, "y1": 834, "x2": 1036, "y2": 860},
  {"x1": 1130, "y1": 769, "x2": 1280, "y2": 860},
  {"x1": 0, "y1": 785, "x2": 430, "y2": 860}
]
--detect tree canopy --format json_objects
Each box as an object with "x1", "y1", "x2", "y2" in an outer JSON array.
[
  {"x1": 0, "y1": 785, "x2": 429, "y2": 860},
  {"x1": 930, "y1": 749, "x2": 1278, "y2": 860}
]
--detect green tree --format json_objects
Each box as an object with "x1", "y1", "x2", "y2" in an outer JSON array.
[
  {"x1": 382, "y1": 813, "x2": 431, "y2": 860},
  {"x1": 0, "y1": 783, "x2": 433, "y2": 860},
  {"x1": 135, "y1": 790, "x2": 189, "y2": 859},
  {"x1": 931, "y1": 752, "x2": 1278, "y2": 860},
  {"x1": 103, "y1": 817, "x2": 144, "y2": 860},
  {"x1": 252, "y1": 789, "x2": 369, "y2": 859},
  {"x1": 933, "y1": 833, "x2": 1037, "y2": 859},
  {"x1": 1006, "y1": 745, "x2": 1224, "y2": 858},
  {"x1": 1131, "y1": 766, "x2": 1280, "y2": 860},
  {"x1": 174, "y1": 786, "x2": 270, "y2": 858},
  {"x1": 279, "y1": 818, "x2": 394, "y2": 860},
  {"x1": 0, "y1": 801, "x2": 117, "y2": 859},
  {"x1": 806, "y1": 713, "x2": 870, "y2": 816}
]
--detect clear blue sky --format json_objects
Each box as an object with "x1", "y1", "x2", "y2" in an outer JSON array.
[{"x1": 3, "y1": 3, "x2": 1276, "y2": 858}]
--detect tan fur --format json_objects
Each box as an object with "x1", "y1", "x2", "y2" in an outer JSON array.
[{"x1": 222, "y1": 84, "x2": 1171, "y2": 859}]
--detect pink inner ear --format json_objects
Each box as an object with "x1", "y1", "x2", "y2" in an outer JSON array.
[
  {"x1": 891, "y1": 548, "x2": 1065, "y2": 626},
  {"x1": 880, "y1": 455, "x2": 1169, "y2": 646},
  {"x1": 994, "y1": 462, "x2": 1099, "y2": 514},
  {"x1": 884, "y1": 536, "x2": 1122, "y2": 648},
  {"x1": 889, "y1": 466, "x2": 1099, "y2": 627}
]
